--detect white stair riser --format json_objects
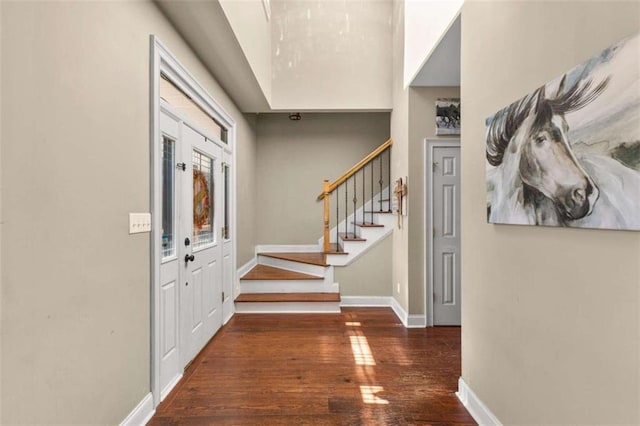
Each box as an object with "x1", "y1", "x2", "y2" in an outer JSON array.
[
  {"x1": 240, "y1": 279, "x2": 329, "y2": 294},
  {"x1": 258, "y1": 255, "x2": 326, "y2": 276},
  {"x1": 357, "y1": 226, "x2": 388, "y2": 240},
  {"x1": 234, "y1": 301, "x2": 341, "y2": 314}
]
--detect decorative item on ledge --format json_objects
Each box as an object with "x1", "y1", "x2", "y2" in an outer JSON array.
[{"x1": 392, "y1": 177, "x2": 407, "y2": 228}]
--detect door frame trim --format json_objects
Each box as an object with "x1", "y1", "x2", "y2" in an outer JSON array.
[
  {"x1": 424, "y1": 138, "x2": 460, "y2": 327},
  {"x1": 150, "y1": 36, "x2": 236, "y2": 409}
]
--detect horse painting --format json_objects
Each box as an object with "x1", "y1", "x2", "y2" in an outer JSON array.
[
  {"x1": 486, "y1": 32, "x2": 640, "y2": 231},
  {"x1": 436, "y1": 99, "x2": 461, "y2": 135}
]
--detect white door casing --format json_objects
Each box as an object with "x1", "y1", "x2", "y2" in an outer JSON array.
[
  {"x1": 427, "y1": 141, "x2": 461, "y2": 326},
  {"x1": 158, "y1": 109, "x2": 182, "y2": 397},
  {"x1": 151, "y1": 36, "x2": 236, "y2": 408}
]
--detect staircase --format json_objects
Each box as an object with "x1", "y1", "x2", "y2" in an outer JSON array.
[{"x1": 235, "y1": 139, "x2": 394, "y2": 313}]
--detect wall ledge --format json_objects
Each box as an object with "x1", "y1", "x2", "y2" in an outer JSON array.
[
  {"x1": 456, "y1": 377, "x2": 502, "y2": 426},
  {"x1": 119, "y1": 393, "x2": 155, "y2": 426}
]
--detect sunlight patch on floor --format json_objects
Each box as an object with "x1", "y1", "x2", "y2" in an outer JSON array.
[
  {"x1": 345, "y1": 321, "x2": 361, "y2": 327},
  {"x1": 350, "y1": 335, "x2": 376, "y2": 366},
  {"x1": 360, "y1": 385, "x2": 389, "y2": 405}
]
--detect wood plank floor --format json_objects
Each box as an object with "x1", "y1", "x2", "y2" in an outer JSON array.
[{"x1": 149, "y1": 308, "x2": 475, "y2": 425}]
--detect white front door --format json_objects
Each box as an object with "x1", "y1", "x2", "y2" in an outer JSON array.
[
  {"x1": 180, "y1": 124, "x2": 223, "y2": 367},
  {"x1": 158, "y1": 106, "x2": 225, "y2": 394},
  {"x1": 432, "y1": 145, "x2": 461, "y2": 326}
]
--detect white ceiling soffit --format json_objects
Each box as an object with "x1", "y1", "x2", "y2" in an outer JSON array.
[
  {"x1": 155, "y1": 0, "x2": 270, "y2": 112},
  {"x1": 410, "y1": 14, "x2": 460, "y2": 87}
]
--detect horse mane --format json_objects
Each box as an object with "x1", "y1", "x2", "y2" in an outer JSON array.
[
  {"x1": 486, "y1": 91, "x2": 538, "y2": 166},
  {"x1": 486, "y1": 76, "x2": 609, "y2": 167},
  {"x1": 547, "y1": 77, "x2": 610, "y2": 114}
]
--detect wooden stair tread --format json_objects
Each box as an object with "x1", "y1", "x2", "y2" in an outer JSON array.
[
  {"x1": 353, "y1": 222, "x2": 384, "y2": 228},
  {"x1": 323, "y1": 243, "x2": 349, "y2": 255},
  {"x1": 339, "y1": 232, "x2": 366, "y2": 242},
  {"x1": 260, "y1": 252, "x2": 328, "y2": 267},
  {"x1": 235, "y1": 293, "x2": 340, "y2": 303},
  {"x1": 241, "y1": 264, "x2": 322, "y2": 281}
]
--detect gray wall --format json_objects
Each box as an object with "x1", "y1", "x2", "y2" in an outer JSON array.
[
  {"x1": 270, "y1": 0, "x2": 392, "y2": 110},
  {"x1": 461, "y1": 1, "x2": 640, "y2": 424},
  {"x1": 408, "y1": 87, "x2": 460, "y2": 315},
  {"x1": 0, "y1": 1, "x2": 257, "y2": 423},
  {"x1": 335, "y1": 235, "x2": 392, "y2": 297},
  {"x1": 255, "y1": 112, "x2": 390, "y2": 245}
]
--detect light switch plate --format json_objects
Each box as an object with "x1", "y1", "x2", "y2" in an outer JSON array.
[{"x1": 129, "y1": 213, "x2": 151, "y2": 234}]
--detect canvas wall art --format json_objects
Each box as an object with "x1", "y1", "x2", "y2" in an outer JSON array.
[
  {"x1": 436, "y1": 98, "x2": 460, "y2": 135},
  {"x1": 486, "y1": 32, "x2": 640, "y2": 231}
]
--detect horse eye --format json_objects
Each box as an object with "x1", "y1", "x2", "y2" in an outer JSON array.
[{"x1": 534, "y1": 135, "x2": 547, "y2": 144}]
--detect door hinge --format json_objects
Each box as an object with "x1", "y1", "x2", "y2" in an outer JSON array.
[
  {"x1": 222, "y1": 292, "x2": 225, "y2": 303},
  {"x1": 222, "y1": 226, "x2": 229, "y2": 239},
  {"x1": 221, "y1": 162, "x2": 226, "y2": 172},
  {"x1": 176, "y1": 162, "x2": 186, "y2": 171}
]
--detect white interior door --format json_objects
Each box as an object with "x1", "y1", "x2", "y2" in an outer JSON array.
[
  {"x1": 432, "y1": 145, "x2": 461, "y2": 326},
  {"x1": 180, "y1": 124, "x2": 224, "y2": 367}
]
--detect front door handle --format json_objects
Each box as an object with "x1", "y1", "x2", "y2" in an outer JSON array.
[{"x1": 184, "y1": 254, "x2": 195, "y2": 263}]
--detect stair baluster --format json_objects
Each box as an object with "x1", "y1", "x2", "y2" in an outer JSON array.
[
  {"x1": 362, "y1": 167, "x2": 365, "y2": 225},
  {"x1": 345, "y1": 176, "x2": 348, "y2": 240},
  {"x1": 335, "y1": 187, "x2": 339, "y2": 252},
  {"x1": 387, "y1": 149, "x2": 391, "y2": 210},
  {"x1": 352, "y1": 173, "x2": 357, "y2": 238},
  {"x1": 316, "y1": 138, "x2": 393, "y2": 253},
  {"x1": 370, "y1": 161, "x2": 374, "y2": 221}
]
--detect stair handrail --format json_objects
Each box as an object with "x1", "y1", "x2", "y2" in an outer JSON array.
[
  {"x1": 316, "y1": 138, "x2": 393, "y2": 200},
  {"x1": 317, "y1": 138, "x2": 393, "y2": 253}
]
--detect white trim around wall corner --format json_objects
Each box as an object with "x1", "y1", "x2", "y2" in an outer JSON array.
[
  {"x1": 119, "y1": 393, "x2": 155, "y2": 426},
  {"x1": 389, "y1": 296, "x2": 423, "y2": 328},
  {"x1": 340, "y1": 296, "x2": 395, "y2": 307},
  {"x1": 340, "y1": 296, "x2": 426, "y2": 328},
  {"x1": 237, "y1": 257, "x2": 258, "y2": 278},
  {"x1": 456, "y1": 377, "x2": 503, "y2": 426}
]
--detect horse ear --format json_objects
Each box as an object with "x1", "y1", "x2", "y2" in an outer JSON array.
[
  {"x1": 535, "y1": 85, "x2": 546, "y2": 113},
  {"x1": 556, "y1": 74, "x2": 567, "y2": 97}
]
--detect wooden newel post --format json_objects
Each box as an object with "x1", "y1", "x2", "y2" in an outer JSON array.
[{"x1": 323, "y1": 180, "x2": 330, "y2": 253}]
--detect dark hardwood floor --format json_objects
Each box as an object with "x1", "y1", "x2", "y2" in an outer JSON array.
[{"x1": 149, "y1": 308, "x2": 475, "y2": 425}]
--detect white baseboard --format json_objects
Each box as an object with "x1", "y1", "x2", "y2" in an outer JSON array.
[
  {"x1": 341, "y1": 296, "x2": 426, "y2": 329},
  {"x1": 255, "y1": 244, "x2": 320, "y2": 254},
  {"x1": 237, "y1": 257, "x2": 258, "y2": 278},
  {"x1": 340, "y1": 296, "x2": 393, "y2": 307},
  {"x1": 407, "y1": 314, "x2": 427, "y2": 328},
  {"x1": 389, "y1": 296, "x2": 408, "y2": 326},
  {"x1": 456, "y1": 377, "x2": 502, "y2": 426},
  {"x1": 120, "y1": 393, "x2": 155, "y2": 426}
]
